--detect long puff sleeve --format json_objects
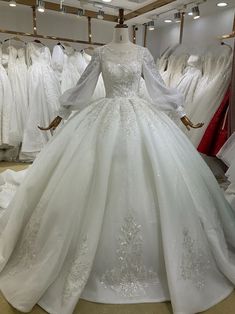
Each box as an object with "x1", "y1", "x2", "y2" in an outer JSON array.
[
  {"x1": 142, "y1": 48, "x2": 186, "y2": 118},
  {"x1": 58, "y1": 49, "x2": 101, "y2": 119}
]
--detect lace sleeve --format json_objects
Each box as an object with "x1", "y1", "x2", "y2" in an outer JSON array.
[
  {"x1": 142, "y1": 48, "x2": 186, "y2": 118},
  {"x1": 58, "y1": 48, "x2": 101, "y2": 119}
]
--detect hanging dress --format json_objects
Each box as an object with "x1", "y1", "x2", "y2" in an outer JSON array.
[
  {"x1": 177, "y1": 55, "x2": 202, "y2": 108},
  {"x1": 7, "y1": 46, "x2": 28, "y2": 145},
  {"x1": 60, "y1": 47, "x2": 81, "y2": 94},
  {"x1": 0, "y1": 46, "x2": 13, "y2": 147},
  {"x1": 20, "y1": 42, "x2": 61, "y2": 161},
  {"x1": 181, "y1": 49, "x2": 232, "y2": 147}
]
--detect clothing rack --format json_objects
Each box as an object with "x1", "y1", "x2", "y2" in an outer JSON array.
[{"x1": 0, "y1": 29, "x2": 105, "y2": 46}]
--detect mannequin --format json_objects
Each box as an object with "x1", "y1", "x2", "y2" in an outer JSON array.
[{"x1": 39, "y1": 10, "x2": 203, "y2": 131}]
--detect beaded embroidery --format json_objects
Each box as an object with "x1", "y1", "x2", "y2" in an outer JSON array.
[
  {"x1": 101, "y1": 214, "x2": 159, "y2": 297},
  {"x1": 180, "y1": 228, "x2": 211, "y2": 289},
  {"x1": 63, "y1": 236, "x2": 90, "y2": 302}
]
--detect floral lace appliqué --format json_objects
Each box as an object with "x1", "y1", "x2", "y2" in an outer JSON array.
[
  {"x1": 180, "y1": 228, "x2": 211, "y2": 289},
  {"x1": 101, "y1": 214, "x2": 159, "y2": 297},
  {"x1": 63, "y1": 236, "x2": 91, "y2": 302}
]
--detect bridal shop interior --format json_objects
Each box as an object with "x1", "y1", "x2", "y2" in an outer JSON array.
[{"x1": 0, "y1": 0, "x2": 235, "y2": 313}]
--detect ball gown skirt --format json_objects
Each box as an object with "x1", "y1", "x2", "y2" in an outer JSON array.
[{"x1": 0, "y1": 44, "x2": 234, "y2": 314}]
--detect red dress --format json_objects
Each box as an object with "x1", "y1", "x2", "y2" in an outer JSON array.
[{"x1": 198, "y1": 88, "x2": 230, "y2": 156}]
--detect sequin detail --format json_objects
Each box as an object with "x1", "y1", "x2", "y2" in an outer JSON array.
[
  {"x1": 5, "y1": 199, "x2": 47, "y2": 276},
  {"x1": 101, "y1": 214, "x2": 159, "y2": 297},
  {"x1": 63, "y1": 236, "x2": 91, "y2": 302},
  {"x1": 180, "y1": 228, "x2": 211, "y2": 289}
]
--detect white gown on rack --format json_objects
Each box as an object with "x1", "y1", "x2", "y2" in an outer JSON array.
[
  {"x1": 0, "y1": 44, "x2": 235, "y2": 314},
  {"x1": 177, "y1": 55, "x2": 202, "y2": 107},
  {"x1": 7, "y1": 46, "x2": 28, "y2": 145},
  {"x1": 20, "y1": 43, "x2": 61, "y2": 161},
  {"x1": 170, "y1": 54, "x2": 189, "y2": 88},
  {"x1": 182, "y1": 48, "x2": 232, "y2": 147},
  {"x1": 0, "y1": 47, "x2": 13, "y2": 147},
  {"x1": 61, "y1": 47, "x2": 81, "y2": 94}
]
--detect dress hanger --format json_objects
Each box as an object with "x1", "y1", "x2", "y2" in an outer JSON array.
[
  {"x1": 4, "y1": 36, "x2": 26, "y2": 45},
  {"x1": 57, "y1": 42, "x2": 65, "y2": 49},
  {"x1": 33, "y1": 39, "x2": 45, "y2": 46}
]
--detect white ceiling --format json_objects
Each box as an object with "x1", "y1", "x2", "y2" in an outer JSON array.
[
  {"x1": 59, "y1": 0, "x2": 155, "y2": 15},
  {"x1": 128, "y1": 0, "x2": 235, "y2": 26},
  {"x1": 46, "y1": 0, "x2": 235, "y2": 25}
]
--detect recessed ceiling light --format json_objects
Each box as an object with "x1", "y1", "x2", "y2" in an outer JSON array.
[
  {"x1": 102, "y1": 0, "x2": 112, "y2": 2},
  {"x1": 164, "y1": 19, "x2": 172, "y2": 23},
  {"x1": 188, "y1": 12, "x2": 193, "y2": 16},
  {"x1": 217, "y1": 2, "x2": 228, "y2": 7}
]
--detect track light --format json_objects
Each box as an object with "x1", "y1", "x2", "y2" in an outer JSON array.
[
  {"x1": 9, "y1": 0, "x2": 16, "y2": 7},
  {"x1": 59, "y1": 5, "x2": 66, "y2": 13},
  {"x1": 192, "y1": 6, "x2": 200, "y2": 19},
  {"x1": 59, "y1": 0, "x2": 65, "y2": 13},
  {"x1": 148, "y1": 21, "x2": 155, "y2": 31},
  {"x1": 77, "y1": 8, "x2": 84, "y2": 17},
  {"x1": 97, "y1": 10, "x2": 104, "y2": 20},
  {"x1": 37, "y1": 0, "x2": 45, "y2": 12},
  {"x1": 174, "y1": 12, "x2": 181, "y2": 23}
]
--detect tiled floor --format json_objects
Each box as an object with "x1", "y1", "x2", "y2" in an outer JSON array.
[{"x1": 0, "y1": 162, "x2": 234, "y2": 314}]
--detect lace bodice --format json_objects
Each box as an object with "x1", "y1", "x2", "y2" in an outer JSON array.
[
  {"x1": 59, "y1": 44, "x2": 185, "y2": 119},
  {"x1": 101, "y1": 45, "x2": 142, "y2": 98},
  {"x1": 27, "y1": 42, "x2": 51, "y2": 66}
]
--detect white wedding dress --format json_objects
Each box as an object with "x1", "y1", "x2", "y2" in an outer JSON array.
[
  {"x1": 20, "y1": 43, "x2": 61, "y2": 161},
  {"x1": 61, "y1": 47, "x2": 81, "y2": 94},
  {"x1": 7, "y1": 46, "x2": 28, "y2": 145},
  {"x1": 0, "y1": 44, "x2": 235, "y2": 314},
  {"x1": 177, "y1": 55, "x2": 202, "y2": 107},
  {"x1": 0, "y1": 46, "x2": 13, "y2": 147}
]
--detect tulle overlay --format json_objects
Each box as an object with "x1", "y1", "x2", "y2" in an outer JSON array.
[{"x1": 0, "y1": 97, "x2": 234, "y2": 314}]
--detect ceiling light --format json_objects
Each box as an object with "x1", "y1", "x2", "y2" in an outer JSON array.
[
  {"x1": 77, "y1": 8, "x2": 84, "y2": 17},
  {"x1": 102, "y1": 0, "x2": 112, "y2": 2},
  {"x1": 174, "y1": 12, "x2": 181, "y2": 23},
  {"x1": 148, "y1": 21, "x2": 155, "y2": 31},
  {"x1": 217, "y1": 2, "x2": 228, "y2": 7},
  {"x1": 9, "y1": 0, "x2": 16, "y2": 7},
  {"x1": 164, "y1": 19, "x2": 172, "y2": 23},
  {"x1": 192, "y1": 5, "x2": 200, "y2": 19},
  {"x1": 97, "y1": 10, "x2": 104, "y2": 20},
  {"x1": 37, "y1": 0, "x2": 45, "y2": 12}
]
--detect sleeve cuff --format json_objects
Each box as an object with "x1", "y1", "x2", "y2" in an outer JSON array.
[
  {"x1": 57, "y1": 107, "x2": 72, "y2": 120},
  {"x1": 176, "y1": 105, "x2": 186, "y2": 118}
]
